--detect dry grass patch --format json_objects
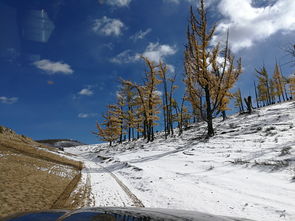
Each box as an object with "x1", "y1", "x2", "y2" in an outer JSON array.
[
  {"x1": 0, "y1": 126, "x2": 84, "y2": 218},
  {"x1": 0, "y1": 126, "x2": 82, "y2": 170}
]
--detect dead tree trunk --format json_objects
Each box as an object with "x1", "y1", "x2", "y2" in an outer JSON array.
[{"x1": 244, "y1": 96, "x2": 253, "y2": 114}]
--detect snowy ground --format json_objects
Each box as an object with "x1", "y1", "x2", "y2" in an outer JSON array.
[{"x1": 65, "y1": 101, "x2": 295, "y2": 221}]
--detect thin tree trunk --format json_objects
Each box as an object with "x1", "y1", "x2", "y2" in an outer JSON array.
[
  {"x1": 163, "y1": 96, "x2": 167, "y2": 139},
  {"x1": 128, "y1": 127, "x2": 131, "y2": 142},
  {"x1": 254, "y1": 81, "x2": 259, "y2": 108},
  {"x1": 169, "y1": 95, "x2": 174, "y2": 135},
  {"x1": 205, "y1": 86, "x2": 214, "y2": 137},
  {"x1": 283, "y1": 84, "x2": 289, "y2": 100},
  {"x1": 151, "y1": 125, "x2": 154, "y2": 141},
  {"x1": 222, "y1": 111, "x2": 226, "y2": 121},
  {"x1": 239, "y1": 89, "x2": 245, "y2": 112}
]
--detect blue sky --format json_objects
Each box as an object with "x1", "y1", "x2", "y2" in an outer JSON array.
[{"x1": 0, "y1": 0, "x2": 294, "y2": 144}]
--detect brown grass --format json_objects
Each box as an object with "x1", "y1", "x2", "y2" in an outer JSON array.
[{"x1": 0, "y1": 126, "x2": 84, "y2": 218}]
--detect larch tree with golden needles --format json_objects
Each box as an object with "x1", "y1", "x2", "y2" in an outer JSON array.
[
  {"x1": 288, "y1": 74, "x2": 295, "y2": 99},
  {"x1": 95, "y1": 104, "x2": 123, "y2": 146},
  {"x1": 141, "y1": 57, "x2": 162, "y2": 142},
  {"x1": 233, "y1": 89, "x2": 244, "y2": 114},
  {"x1": 174, "y1": 94, "x2": 191, "y2": 135},
  {"x1": 272, "y1": 62, "x2": 286, "y2": 102},
  {"x1": 127, "y1": 57, "x2": 162, "y2": 142},
  {"x1": 285, "y1": 44, "x2": 295, "y2": 99},
  {"x1": 184, "y1": 0, "x2": 242, "y2": 137},
  {"x1": 158, "y1": 61, "x2": 177, "y2": 138},
  {"x1": 120, "y1": 79, "x2": 144, "y2": 140},
  {"x1": 256, "y1": 65, "x2": 271, "y2": 106},
  {"x1": 118, "y1": 79, "x2": 138, "y2": 141},
  {"x1": 269, "y1": 78, "x2": 277, "y2": 104}
]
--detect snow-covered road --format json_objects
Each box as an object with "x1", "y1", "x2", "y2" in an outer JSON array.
[{"x1": 65, "y1": 150, "x2": 144, "y2": 208}]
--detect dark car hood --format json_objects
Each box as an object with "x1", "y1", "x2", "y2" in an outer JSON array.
[{"x1": 2, "y1": 207, "x2": 255, "y2": 221}]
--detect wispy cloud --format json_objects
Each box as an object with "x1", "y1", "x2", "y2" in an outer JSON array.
[
  {"x1": 130, "y1": 28, "x2": 152, "y2": 41},
  {"x1": 111, "y1": 42, "x2": 177, "y2": 65},
  {"x1": 110, "y1": 50, "x2": 139, "y2": 64},
  {"x1": 0, "y1": 96, "x2": 18, "y2": 104},
  {"x1": 98, "y1": 0, "x2": 132, "y2": 7},
  {"x1": 33, "y1": 59, "x2": 73, "y2": 75},
  {"x1": 213, "y1": 0, "x2": 295, "y2": 52},
  {"x1": 78, "y1": 88, "x2": 94, "y2": 96},
  {"x1": 93, "y1": 16, "x2": 125, "y2": 37},
  {"x1": 78, "y1": 113, "x2": 98, "y2": 118},
  {"x1": 163, "y1": 0, "x2": 195, "y2": 4},
  {"x1": 166, "y1": 64, "x2": 175, "y2": 73},
  {"x1": 163, "y1": 0, "x2": 217, "y2": 6}
]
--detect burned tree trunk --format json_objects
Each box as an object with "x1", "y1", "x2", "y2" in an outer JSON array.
[{"x1": 244, "y1": 96, "x2": 253, "y2": 114}]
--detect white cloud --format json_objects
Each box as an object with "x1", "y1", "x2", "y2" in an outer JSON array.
[
  {"x1": 140, "y1": 42, "x2": 177, "y2": 63},
  {"x1": 93, "y1": 16, "x2": 125, "y2": 37},
  {"x1": 0, "y1": 96, "x2": 18, "y2": 104},
  {"x1": 78, "y1": 113, "x2": 98, "y2": 118},
  {"x1": 110, "y1": 50, "x2": 139, "y2": 64},
  {"x1": 98, "y1": 0, "x2": 131, "y2": 7},
  {"x1": 163, "y1": 0, "x2": 194, "y2": 3},
  {"x1": 78, "y1": 88, "x2": 94, "y2": 96},
  {"x1": 130, "y1": 28, "x2": 152, "y2": 41},
  {"x1": 110, "y1": 42, "x2": 177, "y2": 72},
  {"x1": 154, "y1": 90, "x2": 162, "y2": 97},
  {"x1": 163, "y1": 0, "x2": 215, "y2": 5},
  {"x1": 33, "y1": 59, "x2": 73, "y2": 75},
  {"x1": 166, "y1": 64, "x2": 175, "y2": 73},
  {"x1": 213, "y1": 0, "x2": 295, "y2": 52}
]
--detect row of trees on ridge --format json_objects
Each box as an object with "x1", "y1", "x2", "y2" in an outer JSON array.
[{"x1": 94, "y1": 0, "x2": 295, "y2": 146}]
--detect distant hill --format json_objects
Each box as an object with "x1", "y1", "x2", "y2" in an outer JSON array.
[{"x1": 36, "y1": 139, "x2": 85, "y2": 148}]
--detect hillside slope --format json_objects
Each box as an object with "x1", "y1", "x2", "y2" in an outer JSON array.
[
  {"x1": 0, "y1": 127, "x2": 83, "y2": 218},
  {"x1": 66, "y1": 101, "x2": 295, "y2": 221}
]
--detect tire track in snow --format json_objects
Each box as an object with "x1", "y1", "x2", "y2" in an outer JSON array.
[
  {"x1": 83, "y1": 159, "x2": 144, "y2": 208},
  {"x1": 98, "y1": 164, "x2": 144, "y2": 208}
]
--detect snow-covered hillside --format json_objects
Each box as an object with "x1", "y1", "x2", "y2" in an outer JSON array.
[{"x1": 66, "y1": 101, "x2": 295, "y2": 221}]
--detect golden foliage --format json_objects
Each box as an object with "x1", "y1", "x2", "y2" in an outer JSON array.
[
  {"x1": 289, "y1": 75, "x2": 295, "y2": 96},
  {"x1": 95, "y1": 104, "x2": 123, "y2": 145},
  {"x1": 256, "y1": 66, "x2": 270, "y2": 104},
  {"x1": 184, "y1": 0, "x2": 242, "y2": 128}
]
